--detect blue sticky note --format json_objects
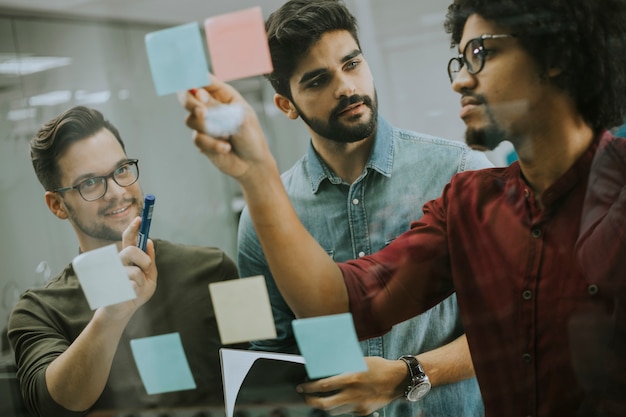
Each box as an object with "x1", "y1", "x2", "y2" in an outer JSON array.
[
  {"x1": 130, "y1": 332, "x2": 196, "y2": 395},
  {"x1": 292, "y1": 313, "x2": 367, "y2": 379},
  {"x1": 145, "y1": 22, "x2": 211, "y2": 96}
]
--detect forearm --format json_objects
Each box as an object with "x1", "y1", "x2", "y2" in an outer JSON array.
[
  {"x1": 416, "y1": 334, "x2": 475, "y2": 386},
  {"x1": 45, "y1": 311, "x2": 130, "y2": 411},
  {"x1": 239, "y1": 168, "x2": 349, "y2": 318},
  {"x1": 298, "y1": 336, "x2": 477, "y2": 416},
  {"x1": 186, "y1": 77, "x2": 349, "y2": 318}
]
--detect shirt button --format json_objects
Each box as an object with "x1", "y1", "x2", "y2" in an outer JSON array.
[
  {"x1": 522, "y1": 290, "x2": 532, "y2": 300},
  {"x1": 531, "y1": 228, "x2": 541, "y2": 238},
  {"x1": 352, "y1": 198, "x2": 359, "y2": 205},
  {"x1": 358, "y1": 251, "x2": 366, "y2": 257},
  {"x1": 522, "y1": 353, "x2": 532, "y2": 364},
  {"x1": 372, "y1": 412, "x2": 380, "y2": 417},
  {"x1": 587, "y1": 284, "x2": 599, "y2": 295}
]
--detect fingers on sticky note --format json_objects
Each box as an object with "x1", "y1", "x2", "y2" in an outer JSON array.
[
  {"x1": 72, "y1": 244, "x2": 136, "y2": 310},
  {"x1": 204, "y1": 104, "x2": 245, "y2": 137},
  {"x1": 145, "y1": 7, "x2": 273, "y2": 96},
  {"x1": 209, "y1": 275, "x2": 277, "y2": 345}
]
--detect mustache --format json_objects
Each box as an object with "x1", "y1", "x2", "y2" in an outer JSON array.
[
  {"x1": 462, "y1": 92, "x2": 487, "y2": 105},
  {"x1": 99, "y1": 197, "x2": 138, "y2": 216},
  {"x1": 331, "y1": 94, "x2": 373, "y2": 119}
]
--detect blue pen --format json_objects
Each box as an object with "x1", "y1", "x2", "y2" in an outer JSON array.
[{"x1": 137, "y1": 194, "x2": 156, "y2": 252}]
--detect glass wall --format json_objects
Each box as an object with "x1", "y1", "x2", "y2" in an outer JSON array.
[{"x1": 0, "y1": 2, "x2": 518, "y2": 416}]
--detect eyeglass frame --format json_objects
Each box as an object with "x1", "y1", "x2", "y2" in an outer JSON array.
[
  {"x1": 447, "y1": 34, "x2": 517, "y2": 83},
  {"x1": 52, "y1": 159, "x2": 140, "y2": 202}
]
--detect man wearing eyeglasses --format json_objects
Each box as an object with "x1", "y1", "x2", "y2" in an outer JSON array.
[
  {"x1": 7, "y1": 106, "x2": 240, "y2": 417},
  {"x1": 182, "y1": 0, "x2": 626, "y2": 415}
]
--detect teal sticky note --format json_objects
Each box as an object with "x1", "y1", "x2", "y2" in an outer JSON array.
[
  {"x1": 292, "y1": 313, "x2": 367, "y2": 379},
  {"x1": 145, "y1": 22, "x2": 211, "y2": 96},
  {"x1": 130, "y1": 332, "x2": 196, "y2": 395}
]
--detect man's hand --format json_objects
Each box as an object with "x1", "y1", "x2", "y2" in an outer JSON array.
[
  {"x1": 296, "y1": 356, "x2": 407, "y2": 416},
  {"x1": 181, "y1": 74, "x2": 279, "y2": 186},
  {"x1": 45, "y1": 217, "x2": 158, "y2": 412},
  {"x1": 96, "y1": 216, "x2": 157, "y2": 321}
]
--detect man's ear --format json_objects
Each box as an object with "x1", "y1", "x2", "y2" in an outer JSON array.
[
  {"x1": 274, "y1": 93, "x2": 299, "y2": 119},
  {"x1": 45, "y1": 191, "x2": 68, "y2": 220}
]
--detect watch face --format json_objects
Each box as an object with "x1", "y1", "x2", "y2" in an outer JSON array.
[{"x1": 407, "y1": 381, "x2": 431, "y2": 401}]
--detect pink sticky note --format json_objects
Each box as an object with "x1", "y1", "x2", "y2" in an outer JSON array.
[{"x1": 204, "y1": 7, "x2": 273, "y2": 81}]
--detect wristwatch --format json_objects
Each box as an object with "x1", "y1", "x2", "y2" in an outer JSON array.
[{"x1": 398, "y1": 355, "x2": 431, "y2": 401}]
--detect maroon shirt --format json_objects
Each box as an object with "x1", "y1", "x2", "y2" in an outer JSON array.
[
  {"x1": 575, "y1": 133, "x2": 626, "y2": 416},
  {"x1": 339, "y1": 132, "x2": 621, "y2": 416}
]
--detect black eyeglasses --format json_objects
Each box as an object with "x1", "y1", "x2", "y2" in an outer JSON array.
[
  {"x1": 53, "y1": 159, "x2": 140, "y2": 201},
  {"x1": 447, "y1": 34, "x2": 516, "y2": 83}
]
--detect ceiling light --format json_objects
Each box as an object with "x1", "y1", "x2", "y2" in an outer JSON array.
[
  {"x1": 0, "y1": 54, "x2": 72, "y2": 76},
  {"x1": 28, "y1": 90, "x2": 72, "y2": 106}
]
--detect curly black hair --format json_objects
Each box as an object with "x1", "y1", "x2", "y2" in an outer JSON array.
[{"x1": 444, "y1": 0, "x2": 626, "y2": 132}]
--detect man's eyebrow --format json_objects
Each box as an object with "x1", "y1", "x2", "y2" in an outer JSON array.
[
  {"x1": 342, "y1": 49, "x2": 362, "y2": 63},
  {"x1": 299, "y1": 68, "x2": 327, "y2": 85},
  {"x1": 298, "y1": 49, "x2": 363, "y2": 85},
  {"x1": 71, "y1": 158, "x2": 129, "y2": 184}
]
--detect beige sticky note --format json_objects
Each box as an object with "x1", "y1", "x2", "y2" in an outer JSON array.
[
  {"x1": 204, "y1": 7, "x2": 273, "y2": 81},
  {"x1": 209, "y1": 275, "x2": 277, "y2": 344}
]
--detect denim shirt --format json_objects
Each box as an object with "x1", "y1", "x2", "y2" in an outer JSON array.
[{"x1": 237, "y1": 117, "x2": 491, "y2": 417}]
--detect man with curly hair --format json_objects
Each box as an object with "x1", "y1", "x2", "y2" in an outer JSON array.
[{"x1": 183, "y1": 0, "x2": 626, "y2": 415}]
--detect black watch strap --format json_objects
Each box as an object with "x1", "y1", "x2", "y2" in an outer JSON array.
[{"x1": 398, "y1": 355, "x2": 429, "y2": 401}]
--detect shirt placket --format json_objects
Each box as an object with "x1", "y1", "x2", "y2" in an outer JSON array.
[
  {"x1": 349, "y1": 177, "x2": 383, "y2": 358},
  {"x1": 522, "y1": 189, "x2": 544, "y2": 417}
]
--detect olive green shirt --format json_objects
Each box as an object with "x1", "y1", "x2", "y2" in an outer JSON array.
[{"x1": 8, "y1": 239, "x2": 239, "y2": 417}]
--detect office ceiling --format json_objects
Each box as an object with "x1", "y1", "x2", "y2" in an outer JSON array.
[{"x1": 0, "y1": 0, "x2": 288, "y2": 25}]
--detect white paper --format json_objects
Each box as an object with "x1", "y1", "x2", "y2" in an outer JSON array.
[
  {"x1": 220, "y1": 348, "x2": 305, "y2": 417},
  {"x1": 72, "y1": 244, "x2": 136, "y2": 309},
  {"x1": 209, "y1": 275, "x2": 277, "y2": 344}
]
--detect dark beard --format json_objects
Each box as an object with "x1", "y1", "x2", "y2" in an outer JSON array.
[
  {"x1": 295, "y1": 92, "x2": 378, "y2": 143},
  {"x1": 464, "y1": 95, "x2": 508, "y2": 151},
  {"x1": 465, "y1": 125, "x2": 507, "y2": 151},
  {"x1": 64, "y1": 197, "x2": 140, "y2": 242}
]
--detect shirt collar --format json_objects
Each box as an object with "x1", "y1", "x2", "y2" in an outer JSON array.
[
  {"x1": 306, "y1": 116, "x2": 394, "y2": 193},
  {"x1": 503, "y1": 130, "x2": 604, "y2": 217},
  {"x1": 540, "y1": 131, "x2": 602, "y2": 208}
]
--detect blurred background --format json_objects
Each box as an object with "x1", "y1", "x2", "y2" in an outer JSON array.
[{"x1": 0, "y1": 0, "x2": 515, "y2": 354}]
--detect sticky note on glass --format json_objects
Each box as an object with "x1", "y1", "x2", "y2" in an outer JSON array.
[
  {"x1": 209, "y1": 275, "x2": 276, "y2": 344},
  {"x1": 72, "y1": 244, "x2": 136, "y2": 310},
  {"x1": 204, "y1": 7, "x2": 273, "y2": 81},
  {"x1": 292, "y1": 313, "x2": 367, "y2": 379},
  {"x1": 145, "y1": 22, "x2": 211, "y2": 96},
  {"x1": 130, "y1": 332, "x2": 196, "y2": 395}
]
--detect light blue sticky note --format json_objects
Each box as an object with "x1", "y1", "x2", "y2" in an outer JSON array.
[
  {"x1": 145, "y1": 22, "x2": 211, "y2": 96},
  {"x1": 292, "y1": 313, "x2": 367, "y2": 379},
  {"x1": 130, "y1": 332, "x2": 196, "y2": 395}
]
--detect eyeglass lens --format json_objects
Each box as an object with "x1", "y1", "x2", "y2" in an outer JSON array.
[
  {"x1": 448, "y1": 38, "x2": 484, "y2": 82},
  {"x1": 464, "y1": 39, "x2": 484, "y2": 74},
  {"x1": 79, "y1": 161, "x2": 139, "y2": 201}
]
